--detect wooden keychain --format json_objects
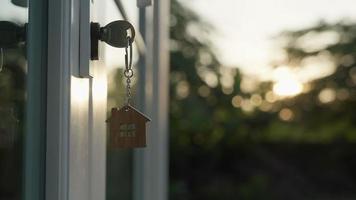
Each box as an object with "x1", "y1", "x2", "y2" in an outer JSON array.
[{"x1": 107, "y1": 36, "x2": 150, "y2": 148}]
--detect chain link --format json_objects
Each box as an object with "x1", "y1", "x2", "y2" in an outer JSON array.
[{"x1": 124, "y1": 36, "x2": 133, "y2": 105}]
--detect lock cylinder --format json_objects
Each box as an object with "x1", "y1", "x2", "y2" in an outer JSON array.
[
  {"x1": 90, "y1": 22, "x2": 100, "y2": 60},
  {"x1": 90, "y1": 20, "x2": 135, "y2": 60}
]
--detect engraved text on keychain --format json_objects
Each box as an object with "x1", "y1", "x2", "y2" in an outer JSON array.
[{"x1": 107, "y1": 37, "x2": 150, "y2": 148}]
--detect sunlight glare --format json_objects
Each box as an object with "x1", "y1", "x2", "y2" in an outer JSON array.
[
  {"x1": 272, "y1": 67, "x2": 303, "y2": 97},
  {"x1": 71, "y1": 77, "x2": 89, "y2": 104},
  {"x1": 273, "y1": 79, "x2": 303, "y2": 97}
]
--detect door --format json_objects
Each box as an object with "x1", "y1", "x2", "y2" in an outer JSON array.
[
  {"x1": 0, "y1": 0, "x2": 47, "y2": 200},
  {"x1": 46, "y1": 0, "x2": 169, "y2": 199}
]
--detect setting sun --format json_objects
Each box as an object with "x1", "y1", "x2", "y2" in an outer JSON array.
[{"x1": 272, "y1": 67, "x2": 303, "y2": 97}]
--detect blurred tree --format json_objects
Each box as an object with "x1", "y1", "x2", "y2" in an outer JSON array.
[
  {"x1": 169, "y1": 0, "x2": 275, "y2": 199},
  {"x1": 0, "y1": 49, "x2": 26, "y2": 199},
  {"x1": 255, "y1": 22, "x2": 356, "y2": 142},
  {"x1": 169, "y1": 0, "x2": 356, "y2": 199}
]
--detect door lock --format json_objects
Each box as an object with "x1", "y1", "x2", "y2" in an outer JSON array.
[{"x1": 90, "y1": 20, "x2": 135, "y2": 60}]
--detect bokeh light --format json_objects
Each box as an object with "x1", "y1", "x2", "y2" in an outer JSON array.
[{"x1": 272, "y1": 67, "x2": 303, "y2": 97}]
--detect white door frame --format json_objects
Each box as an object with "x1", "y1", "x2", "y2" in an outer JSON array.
[
  {"x1": 45, "y1": 0, "x2": 169, "y2": 199},
  {"x1": 46, "y1": 0, "x2": 72, "y2": 199},
  {"x1": 46, "y1": 0, "x2": 107, "y2": 199},
  {"x1": 134, "y1": 1, "x2": 170, "y2": 200}
]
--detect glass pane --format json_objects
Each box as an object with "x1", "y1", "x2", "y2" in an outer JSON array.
[
  {"x1": 170, "y1": 0, "x2": 356, "y2": 199},
  {"x1": 0, "y1": 1, "x2": 45, "y2": 200},
  {"x1": 0, "y1": 2, "x2": 28, "y2": 199},
  {"x1": 101, "y1": 1, "x2": 139, "y2": 200}
]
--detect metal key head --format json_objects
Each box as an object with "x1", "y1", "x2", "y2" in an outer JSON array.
[{"x1": 100, "y1": 20, "x2": 135, "y2": 48}]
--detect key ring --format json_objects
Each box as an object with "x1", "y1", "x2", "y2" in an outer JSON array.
[
  {"x1": 124, "y1": 69, "x2": 134, "y2": 78},
  {"x1": 124, "y1": 36, "x2": 133, "y2": 78},
  {"x1": 124, "y1": 36, "x2": 133, "y2": 71},
  {"x1": 124, "y1": 36, "x2": 133, "y2": 105}
]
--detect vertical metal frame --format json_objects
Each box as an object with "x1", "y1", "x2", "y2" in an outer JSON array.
[
  {"x1": 135, "y1": 0, "x2": 170, "y2": 199},
  {"x1": 87, "y1": 2, "x2": 108, "y2": 200},
  {"x1": 47, "y1": 0, "x2": 107, "y2": 199},
  {"x1": 79, "y1": 0, "x2": 91, "y2": 78},
  {"x1": 24, "y1": 0, "x2": 48, "y2": 199},
  {"x1": 46, "y1": 0, "x2": 72, "y2": 199}
]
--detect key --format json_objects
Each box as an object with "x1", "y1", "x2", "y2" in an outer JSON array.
[{"x1": 100, "y1": 20, "x2": 135, "y2": 48}]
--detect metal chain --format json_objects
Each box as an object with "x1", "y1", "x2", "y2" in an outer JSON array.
[{"x1": 124, "y1": 36, "x2": 133, "y2": 105}]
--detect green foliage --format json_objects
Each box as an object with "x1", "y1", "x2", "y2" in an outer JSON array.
[
  {"x1": 169, "y1": 0, "x2": 356, "y2": 199},
  {"x1": 0, "y1": 48, "x2": 26, "y2": 200}
]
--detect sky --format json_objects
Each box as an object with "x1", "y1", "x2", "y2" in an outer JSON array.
[
  {"x1": 0, "y1": 1, "x2": 27, "y2": 23},
  {"x1": 3, "y1": 0, "x2": 356, "y2": 88},
  {"x1": 181, "y1": 0, "x2": 356, "y2": 80}
]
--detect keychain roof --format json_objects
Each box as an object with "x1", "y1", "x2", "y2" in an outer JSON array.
[{"x1": 107, "y1": 104, "x2": 151, "y2": 122}]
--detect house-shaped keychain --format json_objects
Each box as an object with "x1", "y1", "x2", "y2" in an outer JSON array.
[{"x1": 107, "y1": 105, "x2": 150, "y2": 148}]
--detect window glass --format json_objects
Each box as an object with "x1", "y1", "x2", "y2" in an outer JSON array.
[
  {"x1": 170, "y1": 0, "x2": 356, "y2": 199},
  {"x1": 0, "y1": 2, "x2": 28, "y2": 199},
  {"x1": 104, "y1": 1, "x2": 139, "y2": 200},
  {"x1": 0, "y1": 1, "x2": 47, "y2": 200}
]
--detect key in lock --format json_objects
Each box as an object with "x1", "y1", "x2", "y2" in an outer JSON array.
[{"x1": 91, "y1": 20, "x2": 135, "y2": 60}]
